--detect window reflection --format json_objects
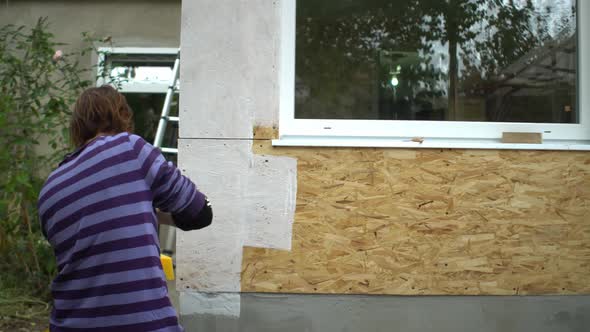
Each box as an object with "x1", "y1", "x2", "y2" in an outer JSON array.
[
  {"x1": 125, "y1": 93, "x2": 178, "y2": 163},
  {"x1": 106, "y1": 53, "x2": 177, "y2": 88},
  {"x1": 110, "y1": 66, "x2": 173, "y2": 85},
  {"x1": 295, "y1": 0, "x2": 577, "y2": 123}
]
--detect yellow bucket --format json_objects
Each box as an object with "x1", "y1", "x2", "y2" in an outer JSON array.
[{"x1": 160, "y1": 254, "x2": 175, "y2": 281}]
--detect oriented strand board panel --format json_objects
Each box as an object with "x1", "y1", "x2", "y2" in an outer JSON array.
[{"x1": 242, "y1": 135, "x2": 590, "y2": 295}]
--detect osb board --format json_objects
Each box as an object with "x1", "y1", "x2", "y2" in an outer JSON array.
[
  {"x1": 252, "y1": 126, "x2": 279, "y2": 140},
  {"x1": 241, "y1": 133, "x2": 590, "y2": 295}
]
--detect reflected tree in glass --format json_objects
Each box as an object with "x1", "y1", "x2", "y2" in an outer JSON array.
[{"x1": 295, "y1": 0, "x2": 577, "y2": 123}]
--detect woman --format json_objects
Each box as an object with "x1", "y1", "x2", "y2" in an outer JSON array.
[{"x1": 38, "y1": 85, "x2": 212, "y2": 331}]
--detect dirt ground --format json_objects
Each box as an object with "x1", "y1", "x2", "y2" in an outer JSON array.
[
  {"x1": 0, "y1": 316, "x2": 48, "y2": 332},
  {"x1": 0, "y1": 280, "x2": 178, "y2": 332},
  {"x1": 0, "y1": 301, "x2": 49, "y2": 332}
]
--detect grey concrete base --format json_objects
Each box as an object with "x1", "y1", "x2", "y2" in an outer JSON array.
[{"x1": 180, "y1": 293, "x2": 590, "y2": 332}]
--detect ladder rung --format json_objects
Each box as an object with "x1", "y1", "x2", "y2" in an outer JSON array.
[
  {"x1": 165, "y1": 116, "x2": 179, "y2": 122},
  {"x1": 160, "y1": 147, "x2": 178, "y2": 154}
]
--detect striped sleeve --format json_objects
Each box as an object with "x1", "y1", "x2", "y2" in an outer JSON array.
[{"x1": 129, "y1": 135, "x2": 206, "y2": 219}]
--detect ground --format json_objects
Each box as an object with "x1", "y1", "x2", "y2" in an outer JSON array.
[
  {"x1": 0, "y1": 280, "x2": 179, "y2": 332},
  {"x1": 0, "y1": 301, "x2": 49, "y2": 332},
  {"x1": 0, "y1": 316, "x2": 48, "y2": 332}
]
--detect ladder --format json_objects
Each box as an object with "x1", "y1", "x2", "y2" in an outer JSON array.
[
  {"x1": 153, "y1": 49, "x2": 180, "y2": 155},
  {"x1": 154, "y1": 49, "x2": 180, "y2": 256}
]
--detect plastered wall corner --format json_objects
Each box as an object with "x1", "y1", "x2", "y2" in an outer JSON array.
[
  {"x1": 176, "y1": 140, "x2": 250, "y2": 293},
  {"x1": 178, "y1": 0, "x2": 288, "y2": 297},
  {"x1": 176, "y1": 138, "x2": 298, "y2": 292},
  {"x1": 179, "y1": 0, "x2": 280, "y2": 139}
]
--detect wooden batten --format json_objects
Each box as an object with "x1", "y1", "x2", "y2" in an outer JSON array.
[
  {"x1": 501, "y1": 132, "x2": 543, "y2": 144},
  {"x1": 241, "y1": 128, "x2": 590, "y2": 296}
]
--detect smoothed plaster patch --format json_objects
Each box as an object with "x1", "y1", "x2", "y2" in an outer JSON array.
[{"x1": 176, "y1": 139, "x2": 297, "y2": 293}]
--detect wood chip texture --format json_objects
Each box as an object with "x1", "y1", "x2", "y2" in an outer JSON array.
[{"x1": 242, "y1": 129, "x2": 590, "y2": 295}]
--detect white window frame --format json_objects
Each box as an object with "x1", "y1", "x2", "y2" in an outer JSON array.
[
  {"x1": 96, "y1": 47, "x2": 178, "y2": 94},
  {"x1": 276, "y1": 0, "x2": 590, "y2": 150}
]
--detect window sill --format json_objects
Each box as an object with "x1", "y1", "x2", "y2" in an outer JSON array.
[{"x1": 272, "y1": 136, "x2": 590, "y2": 151}]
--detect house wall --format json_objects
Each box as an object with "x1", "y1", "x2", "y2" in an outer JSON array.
[
  {"x1": 0, "y1": 0, "x2": 181, "y2": 68},
  {"x1": 1, "y1": 0, "x2": 181, "y2": 173},
  {"x1": 176, "y1": 0, "x2": 590, "y2": 330},
  {"x1": 6, "y1": 0, "x2": 582, "y2": 329},
  {"x1": 242, "y1": 138, "x2": 590, "y2": 296},
  {"x1": 179, "y1": 293, "x2": 590, "y2": 332},
  {"x1": 177, "y1": 1, "x2": 590, "y2": 330}
]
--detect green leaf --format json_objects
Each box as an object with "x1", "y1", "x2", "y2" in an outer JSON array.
[{"x1": 0, "y1": 17, "x2": 97, "y2": 300}]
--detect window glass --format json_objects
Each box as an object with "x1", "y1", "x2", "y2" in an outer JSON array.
[
  {"x1": 101, "y1": 51, "x2": 179, "y2": 161},
  {"x1": 107, "y1": 54, "x2": 177, "y2": 88},
  {"x1": 295, "y1": 0, "x2": 577, "y2": 123},
  {"x1": 125, "y1": 93, "x2": 178, "y2": 162}
]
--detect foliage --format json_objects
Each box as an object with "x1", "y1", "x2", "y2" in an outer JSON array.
[{"x1": 0, "y1": 17, "x2": 107, "y2": 300}]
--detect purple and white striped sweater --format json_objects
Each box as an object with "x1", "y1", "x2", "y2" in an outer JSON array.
[{"x1": 38, "y1": 132, "x2": 205, "y2": 332}]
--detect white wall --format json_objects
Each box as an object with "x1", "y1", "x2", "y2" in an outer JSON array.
[{"x1": 177, "y1": 0, "x2": 298, "y2": 317}]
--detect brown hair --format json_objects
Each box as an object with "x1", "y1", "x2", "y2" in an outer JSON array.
[{"x1": 70, "y1": 85, "x2": 133, "y2": 147}]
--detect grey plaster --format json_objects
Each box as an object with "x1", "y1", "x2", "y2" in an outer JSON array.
[
  {"x1": 179, "y1": 0, "x2": 280, "y2": 139},
  {"x1": 180, "y1": 293, "x2": 590, "y2": 332}
]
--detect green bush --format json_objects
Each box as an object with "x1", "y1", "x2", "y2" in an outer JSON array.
[{"x1": 0, "y1": 18, "x2": 97, "y2": 300}]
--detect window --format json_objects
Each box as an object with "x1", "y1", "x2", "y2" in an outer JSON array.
[
  {"x1": 97, "y1": 48, "x2": 179, "y2": 158},
  {"x1": 278, "y1": 0, "x2": 590, "y2": 148}
]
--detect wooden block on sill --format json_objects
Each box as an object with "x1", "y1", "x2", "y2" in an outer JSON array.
[{"x1": 501, "y1": 132, "x2": 543, "y2": 144}]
